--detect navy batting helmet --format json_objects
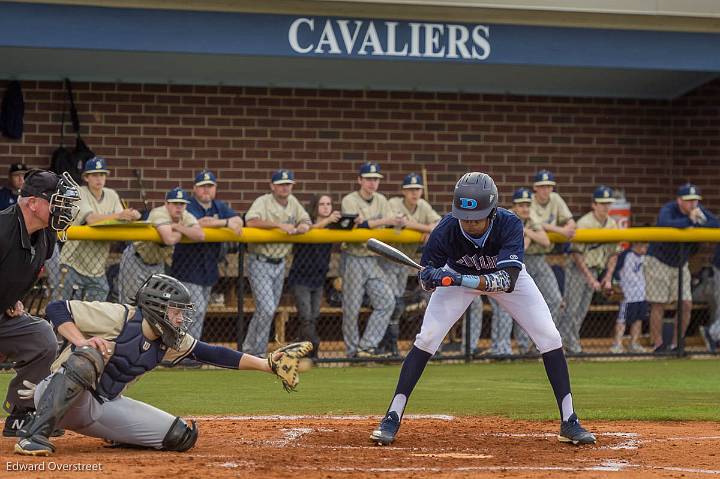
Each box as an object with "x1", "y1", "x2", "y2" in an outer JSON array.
[{"x1": 451, "y1": 172, "x2": 498, "y2": 221}]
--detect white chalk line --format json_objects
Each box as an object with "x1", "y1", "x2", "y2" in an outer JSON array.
[
  {"x1": 193, "y1": 414, "x2": 455, "y2": 421},
  {"x1": 288, "y1": 465, "x2": 720, "y2": 474}
]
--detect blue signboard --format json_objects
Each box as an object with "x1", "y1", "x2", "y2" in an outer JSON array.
[{"x1": 0, "y1": 2, "x2": 718, "y2": 71}]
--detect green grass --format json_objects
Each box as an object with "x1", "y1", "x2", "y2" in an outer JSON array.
[{"x1": 2, "y1": 359, "x2": 718, "y2": 421}]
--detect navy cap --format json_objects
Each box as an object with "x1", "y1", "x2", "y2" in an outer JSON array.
[
  {"x1": 165, "y1": 187, "x2": 190, "y2": 204},
  {"x1": 677, "y1": 183, "x2": 702, "y2": 200},
  {"x1": 82, "y1": 156, "x2": 110, "y2": 175},
  {"x1": 271, "y1": 169, "x2": 295, "y2": 185},
  {"x1": 9, "y1": 163, "x2": 29, "y2": 175},
  {"x1": 533, "y1": 169, "x2": 556, "y2": 186},
  {"x1": 593, "y1": 186, "x2": 615, "y2": 203},
  {"x1": 20, "y1": 169, "x2": 61, "y2": 202},
  {"x1": 512, "y1": 187, "x2": 533, "y2": 204},
  {"x1": 359, "y1": 162, "x2": 383, "y2": 178},
  {"x1": 402, "y1": 173, "x2": 423, "y2": 189},
  {"x1": 195, "y1": 170, "x2": 217, "y2": 186}
]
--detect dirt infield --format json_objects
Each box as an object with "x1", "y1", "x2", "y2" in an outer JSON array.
[{"x1": 1, "y1": 416, "x2": 718, "y2": 478}]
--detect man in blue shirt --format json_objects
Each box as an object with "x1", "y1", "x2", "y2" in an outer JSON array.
[
  {"x1": 0, "y1": 163, "x2": 29, "y2": 210},
  {"x1": 646, "y1": 184, "x2": 718, "y2": 352},
  {"x1": 171, "y1": 170, "x2": 243, "y2": 347},
  {"x1": 370, "y1": 172, "x2": 595, "y2": 447}
]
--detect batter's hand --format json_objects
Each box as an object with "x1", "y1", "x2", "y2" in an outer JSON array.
[
  {"x1": 79, "y1": 337, "x2": 114, "y2": 357},
  {"x1": 419, "y1": 264, "x2": 461, "y2": 289}
]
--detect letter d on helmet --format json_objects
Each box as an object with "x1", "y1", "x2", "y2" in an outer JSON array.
[{"x1": 451, "y1": 172, "x2": 498, "y2": 220}]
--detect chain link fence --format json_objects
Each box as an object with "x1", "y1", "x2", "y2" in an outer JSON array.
[{"x1": 18, "y1": 235, "x2": 720, "y2": 364}]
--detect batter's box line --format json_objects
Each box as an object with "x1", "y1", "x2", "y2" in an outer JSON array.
[{"x1": 192, "y1": 414, "x2": 455, "y2": 421}]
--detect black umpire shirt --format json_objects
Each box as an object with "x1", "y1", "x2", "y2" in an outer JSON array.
[{"x1": 0, "y1": 205, "x2": 56, "y2": 311}]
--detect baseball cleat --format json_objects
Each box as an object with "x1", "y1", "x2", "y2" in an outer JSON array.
[
  {"x1": 559, "y1": 414, "x2": 596, "y2": 445},
  {"x1": 370, "y1": 411, "x2": 400, "y2": 446},
  {"x1": 14, "y1": 437, "x2": 56, "y2": 456}
]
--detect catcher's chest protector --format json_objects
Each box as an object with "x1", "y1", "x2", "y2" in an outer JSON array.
[{"x1": 97, "y1": 308, "x2": 166, "y2": 400}]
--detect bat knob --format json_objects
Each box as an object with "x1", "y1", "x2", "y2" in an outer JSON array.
[{"x1": 441, "y1": 276, "x2": 453, "y2": 286}]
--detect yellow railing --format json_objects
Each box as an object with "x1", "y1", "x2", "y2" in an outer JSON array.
[{"x1": 62, "y1": 225, "x2": 720, "y2": 243}]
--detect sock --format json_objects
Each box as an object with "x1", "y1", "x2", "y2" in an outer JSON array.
[
  {"x1": 387, "y1": 346, "x2": 432, "y2": 418},
  {"x1": 542, "y1": 347, "x2": 574, "y2": 421}
]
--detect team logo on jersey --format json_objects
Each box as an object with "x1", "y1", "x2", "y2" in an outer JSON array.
[
  {"x1": 459, "y1": 198, "x2": 478, "y2": 209},
  {"x1": 142, "y1": 341, "x2": 151, "y2": 351},
  {"x1": 456, "y1": 254, "x2": 498, "y2": 270}
]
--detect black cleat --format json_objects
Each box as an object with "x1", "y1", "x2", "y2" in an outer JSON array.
[
  {"x1": 559, "y1": 413, "x2": 596, "y2": 445},
  {"x1": 370, "y1": 411, "x2": 400, "y2": 446},
  {"x1": 4, "y1": 411, "x2": 64, "y2": 438}
]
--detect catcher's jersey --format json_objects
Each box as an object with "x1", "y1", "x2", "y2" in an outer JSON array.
[
  {"x1": 421, "y1": 208, "x2": 524, "y2": 276},
  {"x1": 52, "y1": 300, "x2": 196, "y2": 393}
]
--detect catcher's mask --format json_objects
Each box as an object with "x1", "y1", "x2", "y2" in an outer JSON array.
[{"x1": 136, "y1": 273, "x2": 195, "y2": 350}]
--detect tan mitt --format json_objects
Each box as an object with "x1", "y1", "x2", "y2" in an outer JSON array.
[{"x1": 268, "y1": 341, "x2": 313, "y2": 392}]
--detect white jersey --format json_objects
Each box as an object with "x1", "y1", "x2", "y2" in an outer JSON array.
[{"x1": 618, "y1": 251, "x2": 645, "y2": 303}]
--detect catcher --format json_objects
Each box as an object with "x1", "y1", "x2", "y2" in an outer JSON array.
[{"x1": 14, "y1": 273, "x2": 312, "y2": 456}]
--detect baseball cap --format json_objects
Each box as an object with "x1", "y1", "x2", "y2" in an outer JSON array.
[
  {"x1": 593, "y1": 186, "x2": 615, "y2": 204},
  {"x1": 9, "y1": 163, "x2": 29, "y2": 175},
  {"x1": 533, "y1": 170, "x2": 556, "y2": 187},
  {"x1": 677, "y1": 183, "x2": 702, "y2": 200},
  {"x1": 20, "y1": 169, "x2": 61, "y2": 202},
  {"x1": 512, "y1": 187, "x2": 533, "y2": 204},
  {"x1": 82, "y1": 156, "x2": 110, "y2": 175},
  {"x1": 359, "y1": 162, "x2": 383, "y2": 178},
  {"x1": 271, "y1": 169, "x2": 295, "y2": 185},
  {"x1": 402, "y1": 173, "x2": 423, "y2": 189},
  {"x1": 194, "y1": 170, "x2": 217, "y2": 186},
  {"x1": 165, "y1": 187, "x2": 190, "y2": 204}
]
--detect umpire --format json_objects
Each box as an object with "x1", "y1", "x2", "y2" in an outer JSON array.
[{"x1": 0, "y1": 169, "x2": 79, "y2": 436}]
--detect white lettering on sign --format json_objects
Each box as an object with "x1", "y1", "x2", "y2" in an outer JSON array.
[{"x1": 288, "y1": 18, "x2": 491, "y2": 60}]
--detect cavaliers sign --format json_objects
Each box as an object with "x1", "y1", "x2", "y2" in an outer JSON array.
[{"x1": 288, "y1": 18, "x2": 491, "y2": 61}]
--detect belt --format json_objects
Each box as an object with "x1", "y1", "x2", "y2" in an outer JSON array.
[{"x1": 251, "y1": 254, "x2": 283, "y2": 265}]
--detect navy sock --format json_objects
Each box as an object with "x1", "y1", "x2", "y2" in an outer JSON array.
[
  {"x1": 387, "y1": 346, "x2": 432, "y2": 418},
  {"x1": 542, "y1": 347, "x2": 574, "y2": 421}
]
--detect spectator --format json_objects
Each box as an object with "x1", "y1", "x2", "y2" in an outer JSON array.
[
  {"x1": 287, "y1": 194, "x2": 341, "y2": 358},
  {"x1": 610, "y1": 241, "x2": 649, "y2": 353},
  {"x1": 0, "y1": 163, "x2": 29, "y2": 210},
  {"x1": 487, "y1": 187, "x2": 550, "y2": 355},
  {"x1": 118, "y1": 187, "x2": 204, "y2": 303},
  {"x1": 242, "y1": 169, "x2": 311, "y2": 357},
  {"x1": 57, "y1": 157, "x2": 141, "y2": 301},
  {"x1": 171, "y1": 170, "x2": 243, "y2": 343},
  {"x1": 528, "y1": 170, "x2": 575, "y2": 328},
  {"x1": 380, "y1": 173, "x2": 441, "y2": 356},
  {"x1": 340, "y1": 162, "x2": 403, "y2": 358},
  {"x1": 700, "y1": 244, "x2": 720, "y2": 352},
  {"x1": 559, "y1": 186, "x2": 620, "y2": 354},
  {"x1": 646, "y1": 183, "x2": 719, "y2": 352}
]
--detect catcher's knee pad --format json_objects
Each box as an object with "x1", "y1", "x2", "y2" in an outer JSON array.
[
  {"x1": 64, "y1": 346, "x2": 105, "y2": 390},
  {"x1": 162, "y1": 417, "x2": 198, "y2": 452}
]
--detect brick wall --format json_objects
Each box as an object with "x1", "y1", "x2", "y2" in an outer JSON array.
[{"x1": 1, "y1": 79, "x2": 718, "y2": 224}]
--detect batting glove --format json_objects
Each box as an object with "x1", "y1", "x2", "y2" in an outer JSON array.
[{"x1": 419, "y1": 264, "x2": 462, "y2": 289}]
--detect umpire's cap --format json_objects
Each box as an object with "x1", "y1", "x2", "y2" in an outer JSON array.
[
  {"x1": 20, "y1": 169, "x2": 60, "y2": 201},
  {"x1": 451, "y1": 172, "x2": 498, "y2": 221}
]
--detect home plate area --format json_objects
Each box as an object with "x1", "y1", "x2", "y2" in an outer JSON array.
[{"x1": 1, "y1": 415, "x2": 719, "y2": 478}]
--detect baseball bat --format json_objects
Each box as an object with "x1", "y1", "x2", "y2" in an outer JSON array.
[
  {"x1": 133, "y1": 169, "x2": 150, "y2": 217},
  {"x1": 367, "y1": 239, "x2": 456, "y2": 286}
]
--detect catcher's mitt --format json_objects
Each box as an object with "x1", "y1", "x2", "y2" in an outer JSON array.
[{"x1": 268, "y1": 341, "x2": 313, "y2": 392}]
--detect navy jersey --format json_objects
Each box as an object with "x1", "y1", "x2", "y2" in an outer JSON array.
[
  {"x1": 647, "y1": 201, "x2": 719, "y2": 267},
  {"x1": 421, "y1": 208, "x2": 524, "y2": 275},
  {"x1": 171, "y1": 197, "x2": 238, "y2": 286}
]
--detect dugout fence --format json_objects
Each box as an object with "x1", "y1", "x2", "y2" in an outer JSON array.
[{"x1": 17, "y1": 225, "x2": 720, "y2": 365}]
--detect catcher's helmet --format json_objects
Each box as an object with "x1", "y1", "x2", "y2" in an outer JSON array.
[
  {"x1": 136, "y1": 274, "x2": 195, "y2": 350},
  {"x1": 451, "y1": 172, "x2": 498, "y2": 221}
]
